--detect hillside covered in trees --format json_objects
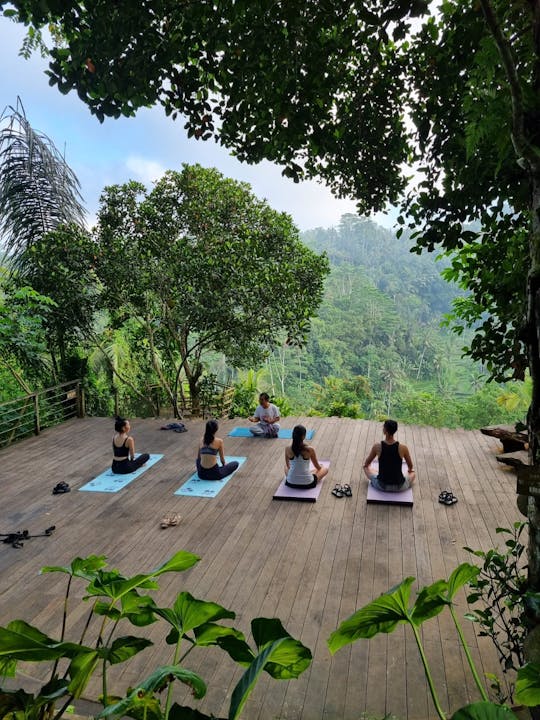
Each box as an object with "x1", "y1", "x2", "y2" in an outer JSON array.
[{"x1": 242, "y1": 214, "x2": 528, "y2": 429}]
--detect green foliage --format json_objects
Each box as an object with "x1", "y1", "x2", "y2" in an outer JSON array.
[
  {"x1": 94, "y1": 165, "x2": 329, "y2": 416},
  {"x1": 8, "y1": 0, "x2": 538, "y2": 429},
  {"x1": 0, "y1": 284, "x2": 55, "y2": 390},
  {"x1": 310, "y1": 375, "x2": 370, "y2": 418},
  {"x1": 0, "y1": 552, "x2": 311, "y2": 720},
  {"x1": 465, "y1": 523, "x2": 540, "y2": 686},
  {"x1": 327, "y1": 563, "x2": 524, "y2": 720}
]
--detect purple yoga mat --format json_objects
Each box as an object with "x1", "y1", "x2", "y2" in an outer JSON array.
[
  {"x1": 273, "y1": 460, "x2": 330, "y2": 502},
  {"x1": 366, "y1": 459, "x2": 414, "y2": 506}
]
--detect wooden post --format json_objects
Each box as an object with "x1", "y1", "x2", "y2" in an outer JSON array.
[{"x1": 33, "y1": 393, "x2": 40, "y2": 435}]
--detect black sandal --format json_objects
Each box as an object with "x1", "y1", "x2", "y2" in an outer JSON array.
[
  {"x1": 439, "y1": 491, "x2": 458, "y2": 505},
  {"x1": 52, "y1": 482, "x2": 70, "y2": 494},
  {"x1": 342, "y1": 484, "x2": 353, "y2": 497},
  {"x1": 332, "y1": 484, "x2": 344, "y2": 498}
]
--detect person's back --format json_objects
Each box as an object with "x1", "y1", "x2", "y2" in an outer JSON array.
[
  {"x1": 378, "y1": 440, "x2": 405, "y2": 487},
  {"x1": 363, "y1": 419, "x2": 415, "y2": 492},
  {"x1": 286, "y1": 450, "x2": 313, "y2": 486}
]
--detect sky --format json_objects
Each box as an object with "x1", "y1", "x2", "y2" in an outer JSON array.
[{"x1": 0, "y1": 18, "x2": 397, "y2": 233}]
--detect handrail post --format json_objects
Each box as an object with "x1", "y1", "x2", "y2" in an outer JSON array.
[{"x1": 33, "y1": 393, "x2": 40, "y2": 435}]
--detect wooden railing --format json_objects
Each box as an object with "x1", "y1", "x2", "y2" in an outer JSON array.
[{"x1": 0, "y1": 380, "x2": 84, "y2": 449}]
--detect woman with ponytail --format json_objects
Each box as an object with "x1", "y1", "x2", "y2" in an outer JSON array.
[
  {"x1": 111, "y1": 417, "x2": 150, "y2": 474},
  {"x1": 284, "y1": 424, "x2": 328, "y2": 489},
  {"x1": 196, "y1": 419, "x2": 239, "y2": 480}
]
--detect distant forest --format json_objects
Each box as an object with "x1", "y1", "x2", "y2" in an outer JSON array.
[{"x1": 229, "y1": 214, "x2": 528, "y2": 429}]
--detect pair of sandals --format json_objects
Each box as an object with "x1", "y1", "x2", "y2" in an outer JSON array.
[
  {"x1": 160, "y1": 512, "x2": 181, "y2": 529},
  {"x1": 332, "y1": 484, "x2": 352, "y2": 498},
  {"x1": 439, "y1": 490, "x2": 458, "y2": 505},
  {"x1": 52, "y1": 482, "x2": 70, "y2": 494}
]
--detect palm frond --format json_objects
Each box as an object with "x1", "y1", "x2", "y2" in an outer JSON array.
[{"x1": 0, "y1": 99, "x2": 86, "y2": 263}]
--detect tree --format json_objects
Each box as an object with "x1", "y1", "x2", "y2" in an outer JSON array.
[
  {"x1": 94, "y1": 164, "x2": 329, "y2": 416},
  {"x1": 0, "y1": 100, "x2": 85, "y2": 265},
  {"x1": 5, "y1": 1, "x2": 540, "y2": 584},
  {"x1": 16, "y1": 225, "x2": 99, "y2": 380},
  {"x1": 0, "y1": 282, "x2": 55, "y2": 393}
]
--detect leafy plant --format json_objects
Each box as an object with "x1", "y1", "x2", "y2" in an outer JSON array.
[
  {"x1": 0, "y1": 552, "x2": 311, "y2": 720},
  {"x1": 465, "y1": 522, "x2": 540, "y2": 689},
  {"x1": 328, "y1": 564, "x2": 518, "y2": 720}
]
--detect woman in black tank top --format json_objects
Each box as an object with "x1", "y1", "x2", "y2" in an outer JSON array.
[{"x1": 111, "y1": 416, "x2": 150, "y2": 474}]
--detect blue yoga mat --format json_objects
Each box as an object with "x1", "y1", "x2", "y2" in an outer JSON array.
[
  {"x1": 80, "y1": 454, "x2": 163, "y2": 493},
  {"x1": 228, "y1": 427, "x2": 314, "y2": 440},
  {"x1": 174, "y1": 456, "x2": 246, "y2": 498}
]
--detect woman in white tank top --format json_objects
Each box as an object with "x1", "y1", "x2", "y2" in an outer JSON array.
[{"x1": 285, "y1": 425, "x2": 328, "y2": 489}]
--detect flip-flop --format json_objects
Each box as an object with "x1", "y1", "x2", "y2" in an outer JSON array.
[
  {"x1": 52, "y1": 482, "x2": 70, "y2": 494},
  {"x1": 342, "y1": 484, "x2": 353, "y2": 497},
  {"x1": 440, "y1": 491, "x2": 458, "y2": 505},
  {"x1": 332, "y1": 484, "x2": 344, "y2": 498}
]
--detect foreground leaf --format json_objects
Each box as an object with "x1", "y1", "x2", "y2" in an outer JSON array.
[
  {"x1": 514, "y1": 661, "x2": 540, "y2": 706},
  {"x1": 328, "y1": 577, "x2": 415, "y2": 653},
  {"x1": 450, "y1": 700, "x2": 517, "y2": 719}
]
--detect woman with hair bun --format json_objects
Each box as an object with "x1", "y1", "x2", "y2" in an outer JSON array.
[
  {"x1": 284, "y1": 424, "x2": 328, "y2": 489},
  {"x1": 111, "y1": 417, "x2": 150, "y2": 474},
  {"x1": 197, "y1": 419, "x2": 239, "y2": 480}
]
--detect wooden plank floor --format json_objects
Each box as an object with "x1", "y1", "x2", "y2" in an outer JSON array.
[{"x1": 0, "y1": 416, "x2": 523, "y2": 719}]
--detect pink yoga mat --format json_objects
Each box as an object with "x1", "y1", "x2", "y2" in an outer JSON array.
[{"x1": 273, "y1": 460, "x2": 330, "y2": 502}]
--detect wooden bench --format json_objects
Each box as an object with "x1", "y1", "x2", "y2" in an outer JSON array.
[{"x1": 480, "y1": 424, "x2": 528, "y2": 453}]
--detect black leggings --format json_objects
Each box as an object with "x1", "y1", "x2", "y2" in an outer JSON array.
[
  {"x1": 112, "y1": 453, "x2": 150, "y2": 474},
  {"x1": 196, "y1": 459, "x2": 239, "y2": 480},
  {"x1": 285, "y1": 474, "x2": 318, "y2": 489}
]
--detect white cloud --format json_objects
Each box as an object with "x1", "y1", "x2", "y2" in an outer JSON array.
[{"x1": 125, "y1": 156, "x2": 167, "y2": 186}]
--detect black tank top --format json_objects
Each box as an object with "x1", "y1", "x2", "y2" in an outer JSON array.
[
  {"x1": 378, "y1": 441, "x2": 404, "y2": 486},
  {"x1": 112, "y1": 437, "x2": 129, "y2": 458}
]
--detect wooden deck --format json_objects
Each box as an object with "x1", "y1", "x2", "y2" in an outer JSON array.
[{"x1": 0, "y1": 416, "x2": 523, "y2": 719}]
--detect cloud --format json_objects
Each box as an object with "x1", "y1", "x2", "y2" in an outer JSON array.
[{"x1": 125, "y1": 156, "x2": 167, "y2": 186}]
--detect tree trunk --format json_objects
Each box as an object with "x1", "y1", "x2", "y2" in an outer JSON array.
[{"x1": 527, "y1": 172, "x2": 540, "y2": 591}]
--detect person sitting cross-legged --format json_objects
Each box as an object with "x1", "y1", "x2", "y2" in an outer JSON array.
[
  {"x1": 196, "y1": 419, "x2": 239, "y2": 480},
  {"x1": 247, "y1": 392, "x2": 281, "y2": 437},
  {"x1": 285, "y1": 424, "x2": 328, "y2": 489},
  {"x1": 363, "y1": 419, "x2": 416, "y2": 492}
]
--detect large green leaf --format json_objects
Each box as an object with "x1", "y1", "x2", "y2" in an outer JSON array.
[
  {"x1": 450, "y1": 701, "x2": 517, "y2": 719},
  {"x1": 97, "y1": 636, "x2": 153, "y2": 665},
  {"x1": 41, "y1": 555, "x2": 107, "y2": 580},
  {"x1": 67, "y1": 650, "x2": 100, "y2": 698},
  {"x1": 328, "y1": 577, "x2": 415, "y2": 653},
  {"x1": 447, "y1": 563, "x2": 480, "y2": 600},
  {"x1": 97, "y1": 666, "x2": 206, "y2": 718},
  {"x1": 0, "y1": 621, "x2": 89, "y2": 662},
  {"x1": 514, "y1": 662, "x2": 540, "y2": 706},
  {"x1": 86, "y1": 552, "x2": 199, "y2": 602},
  {"x1": 154, "y1": 592, "x2": 235, "y2": 635},
  {"x1": 228, "y1": 641, "x2": 280, "y2": 720},
  {"x1": 228, "y1": 623, "x2": 311, "y2": 720},
  {"x1": 410, "y1": 579, "x2": 448, "y2": 625}
]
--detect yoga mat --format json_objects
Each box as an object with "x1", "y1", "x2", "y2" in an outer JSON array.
[
  {"x1": 366, "y1": 460, "x2": 414, "y2": 506},
  {"x1": 228, "y1": 427, "x2": 314, "y2": 440},
  {"x1": 273, "y1": 460, "x2": 330, "y2": 503},
  {"x1": 80, "y1": 454, "x2": 163, "y2": 493},
  {"x1": 174, "y1": 456, "x2": 246, "y2": 498}
]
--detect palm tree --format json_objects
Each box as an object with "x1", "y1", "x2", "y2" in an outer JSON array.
[{"x1": 0, "y1": 99, "x2": 85, "y2": 266}]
